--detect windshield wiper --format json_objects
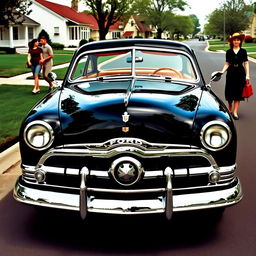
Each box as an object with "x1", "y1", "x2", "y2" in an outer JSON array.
[{"x1": 146, "y1": 74, "x2": 173, "y2": 82}]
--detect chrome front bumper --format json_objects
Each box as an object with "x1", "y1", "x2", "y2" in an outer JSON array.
[
  {"x1": 13, "y1": 176, "x2": 242, "y2": 219},
  {"x1": 14, "y1": 140, "x2": 243, "y2": 219}
]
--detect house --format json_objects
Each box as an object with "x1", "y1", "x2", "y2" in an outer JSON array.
[
  {"x1": 0, "y1": 15, "x2": 39, "y2": 50},
  {"x1": 123, "y1": 16, "x2": 154, "y2": 39},
  {"x1": 244, "y1": 13, "x2": 256, "y2": 38},
  {"x1": 0, "y1": 0, "x2": 123, "y2": 50}
]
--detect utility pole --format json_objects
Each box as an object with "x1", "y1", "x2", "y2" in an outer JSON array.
[{"x1": 223, "y1": 4, "x2": 226, "y2": 48}]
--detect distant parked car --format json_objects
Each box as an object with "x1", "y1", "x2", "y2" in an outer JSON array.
[
  {"x1": 199, "y1": 36, "x2": 205, "y2": 41},
  {"x1": 14, "y1": 39, "x2": 242, "y2": 220}
]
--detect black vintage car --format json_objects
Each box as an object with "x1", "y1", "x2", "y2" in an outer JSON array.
[{"x1": 14, "y1": 39, "x2": 242, "y2": 219}]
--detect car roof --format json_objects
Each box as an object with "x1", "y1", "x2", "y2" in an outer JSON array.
[{"x1": 76, "y1": 39, "x2": 194, "y2": 55}]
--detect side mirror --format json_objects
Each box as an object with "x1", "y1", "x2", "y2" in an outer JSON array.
[
  {"x1": 48, "y1": 72, "x2": 57, "y2": 82},
  {"x1": 210, "y1": 71, "x2": 222, "y2": 82}
]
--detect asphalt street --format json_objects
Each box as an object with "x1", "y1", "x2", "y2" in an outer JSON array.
[{"x1": 0, "y1": 40, "x2": 256, "y2": 256}]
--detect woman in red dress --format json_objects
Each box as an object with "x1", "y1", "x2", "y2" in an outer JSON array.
[{"x1": 220, "y1": 33, "x2": 250, "y2": 120}]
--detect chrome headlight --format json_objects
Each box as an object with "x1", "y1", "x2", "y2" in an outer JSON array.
[
  {"x1": 200, "y1": 121, "x2": 232, "y2": 151},
  {"x1": 24, "y1": 121, "x2": 54, "y2": 150}
]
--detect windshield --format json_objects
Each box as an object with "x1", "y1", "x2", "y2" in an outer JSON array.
[{"x1": 70, "y1": 49, "x2": 197, "y2": 82}]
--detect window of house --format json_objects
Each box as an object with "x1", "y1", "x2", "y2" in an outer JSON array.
[
  {"x1": 80, "y1": 27, "x2": 89, "y2": 40},
  {"x1": 112, "y1": 32, "x2": 120, "y2": 39},
  {"x1": 69, "y1": 26, "x2": 79, "y2": 40},
  {"x1": 13, "y1": 27, "x2": 18, "y2": 40},
  {"x1": 28, "y1": 27, "x2": 34, "y2": 40},
  {"x1": 54, "y1": 27, "x2": 60, "y2": 36}
]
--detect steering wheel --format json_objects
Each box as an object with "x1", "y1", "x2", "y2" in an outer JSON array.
[{"x1": 152, "y1": 67, "x2": 182, "y2": 78}]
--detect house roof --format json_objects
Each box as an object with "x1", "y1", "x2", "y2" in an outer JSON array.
[
  {"x1": 35, "y1": 0, "x2": 120, "y2": 30},
  {"x1": 133, "y1": 16, "x2": 152, "y2": 32},
  {"x1": 23, "y1": 15, "x2": 40, "y2": 25},
  {"x1": 35, "y1": 0, "x2": 93, "y2": 26}
]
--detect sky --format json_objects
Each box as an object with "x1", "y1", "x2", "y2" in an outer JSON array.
[{"x1": 181, "y1": 0, "x2": 224, "y2": 28}]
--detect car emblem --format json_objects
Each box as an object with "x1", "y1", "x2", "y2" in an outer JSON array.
[
  {"x1": 122, "y1": 111, "x2": 130, "y2": 123},
  {"x1": 109, "y1": 157, "x2": 144, "y2": 186},
  {"x1": 122, "y1": 127, "x2": 129, "y2": 133},
  {"x1": 117, "y1": 163, "x2": 136, "y2": 183}
]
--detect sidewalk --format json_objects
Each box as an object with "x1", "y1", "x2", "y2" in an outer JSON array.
[
  {"x1": 0, "y1": 143, "x2": 21, "y2": 200},
  {"x1": 0, "y1": 62, "x2": 69, "y2": 86}
]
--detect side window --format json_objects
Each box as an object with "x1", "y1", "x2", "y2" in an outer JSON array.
[{"x1": 71, "y1": 55, "x2": 96, "y2": 80}]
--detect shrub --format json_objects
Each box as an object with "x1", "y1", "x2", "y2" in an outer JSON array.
[
  {"x1": 79, "y1": 39, "x2": 88, "y2": 47},
  {"x1": 0, "y1": 47, "x2": 16, "y2": 54},
  {"x1": 51, "y1": 42, "x2": 64, "y2": 50},
  {"x1": 245, "y1": 35, "x2": 253, "y2": 43},
  {"x1": 38, "y1": 29, "x2": 52, "y2": 45}
]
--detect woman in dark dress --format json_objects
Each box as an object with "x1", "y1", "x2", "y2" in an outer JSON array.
[
  {"x1": 220, "y1": 33, "x2": 250, "y2": 120},
  {"x1": 27, "y1": 39, "x2": 43, "y2": 94}
]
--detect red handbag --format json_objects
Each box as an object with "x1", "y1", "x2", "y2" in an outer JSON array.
[{"x1": 242, "y1": 80, "x2": 253, "y2": 98}]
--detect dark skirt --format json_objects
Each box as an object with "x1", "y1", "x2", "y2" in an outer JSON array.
[{"x1": 225, "y1": 65, "x2": 246, "y2": 102}]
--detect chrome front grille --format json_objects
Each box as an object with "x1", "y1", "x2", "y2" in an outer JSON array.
[
  {"x1": 22, "y1": 138, "x2": 236, "y2": 191},
  {"x1": 22, "y1": 162, "x2": 236, "y2": 190}
]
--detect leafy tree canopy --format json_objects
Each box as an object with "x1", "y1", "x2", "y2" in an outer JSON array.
[
  {"x1": 205, "y1": 0, "x2": 251, "y2": 37},
  {"x1": 189, "y1": 14, "x2": 200, "y2": 37},
  {"x1": 172, "y1": 15, "x2": 194, "y2": 38},
  {"x1": 131, "y1": 0, "x2": 188, "y2": 38},
  {"x1": 83, "y1": 0, "x2": 133, "y2": 40},
  {"x1": 0, "y1": 0, "x2": 31, "y2": 27}
]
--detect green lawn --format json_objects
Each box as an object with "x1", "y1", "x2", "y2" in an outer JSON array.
[
  {"x1": 53, "y1": 55, "x2": 115, "y2": 80},
  {"x1": 0, "y1": 52, "x2": 73, "y2": 77},
  {"x1": 54, "y1": 67, "x2": 68, "y2": 79},
  {"x1": 208, "y1": 40, "x2": 256, "y2": 53},
  {"x1": 0, "y1": 84, "x2": 48, "y2": 148}
]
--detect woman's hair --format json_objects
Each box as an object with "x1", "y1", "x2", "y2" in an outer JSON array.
[
  {"x1": 229, "y1": 39, "x2": 243, "y2": 49},
  {"x1": 28, "y1": 39, "x2": 38, "y2": 49}
]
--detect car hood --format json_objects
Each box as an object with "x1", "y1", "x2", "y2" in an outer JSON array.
[{"x1": 59, "y1": 86, "x2": 202, "y2": 145}]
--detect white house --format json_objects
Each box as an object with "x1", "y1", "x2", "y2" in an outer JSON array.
[
  {"x1": 0, "y1": 0, "x2": 123, "y2": 50},
  {"x1": 29, "y1": 0, "x2": 92, "y2": 46}
]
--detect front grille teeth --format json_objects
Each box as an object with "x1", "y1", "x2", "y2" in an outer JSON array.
[{"x1": 22, "y1": 164, "x2": 236, "y2": 189}]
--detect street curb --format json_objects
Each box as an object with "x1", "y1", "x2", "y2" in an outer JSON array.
[{"x1": 0, "y1": 143, "x2": 20, "y2": 174}]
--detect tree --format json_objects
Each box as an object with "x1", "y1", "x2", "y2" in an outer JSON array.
[
  {"x1": 172, "y1": 15, "x2": 194, "y2": 39},
  {"x1": 205, "y1": 0, "x2": 251, "y2": 37},
  {"x1": 38, "y1": 29, "x2": 52, "y2": 45},
  {"x1": 132, "y1": 0, "x2": 188, "y2": 39},
  {"x1": 0, "y1": 0, "x2": 31, "y2": 27},
  {"x1": 189, "y1": 14, "x2": 200, "y2": 37},
  {"x1": 83, "y1": 0, "x2": 133, "y2": 40}
]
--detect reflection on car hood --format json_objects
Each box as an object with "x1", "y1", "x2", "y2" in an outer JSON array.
[{"x1": 59, "y1": 87, "x2": 202, "y2": 145}]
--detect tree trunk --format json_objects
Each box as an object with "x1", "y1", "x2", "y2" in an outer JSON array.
[{"x1": 157, "y1": 28, "x2": 163, "y2": 39}]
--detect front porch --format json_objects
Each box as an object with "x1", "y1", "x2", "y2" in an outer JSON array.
[{"x1": 0, "y1": 16, "x2": 39, "y2": 51}]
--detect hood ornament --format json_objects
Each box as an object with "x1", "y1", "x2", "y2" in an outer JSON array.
[{"x1": 122, "y1": 111, "x2": 130, "y2": 123}]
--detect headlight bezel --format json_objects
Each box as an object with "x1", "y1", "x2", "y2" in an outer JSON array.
[
  {"x1": 24, "y1": 120, "x2": 54, "y2": 151},
  {"x1": 200, "y1": 121, "x2": 232, "y2": 151}
]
